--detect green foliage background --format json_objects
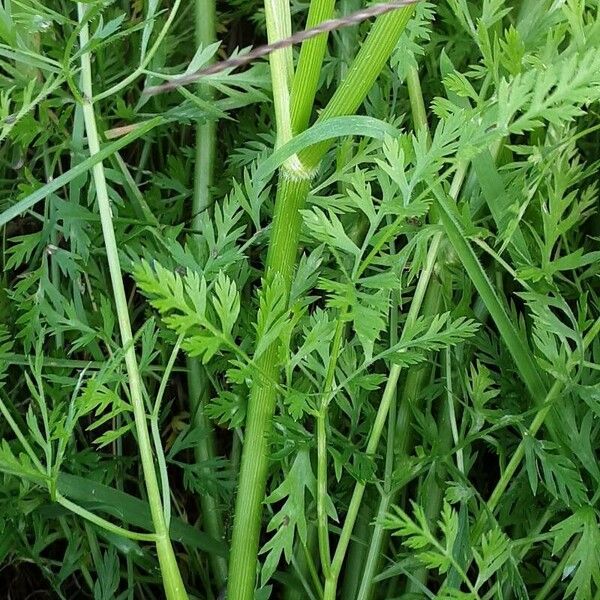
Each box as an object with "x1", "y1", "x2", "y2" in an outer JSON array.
[{"x1": 0, "y1": 0, "x2": 599, "y2": 598}]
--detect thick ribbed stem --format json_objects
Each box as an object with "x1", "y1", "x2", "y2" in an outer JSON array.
[
  {"x1": 227, "y1": 177, "x2": 310, "y2": 600},
  {"x1": 227, "y1": 5, "x2": 416, "y2": 597}
]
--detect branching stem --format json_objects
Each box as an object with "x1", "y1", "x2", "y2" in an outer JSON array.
[
  {"x1": 227, "y1": 4, "x2": 416, "y2": 598},
  {"x1": 77, "y1": 5, "x2": 187, "y2": 598}
]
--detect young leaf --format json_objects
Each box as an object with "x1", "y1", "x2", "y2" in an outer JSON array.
[{"x1": 551, "y1": 507, "x2": 600, "y2": 599}]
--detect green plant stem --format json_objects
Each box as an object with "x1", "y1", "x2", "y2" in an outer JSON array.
[
  {"x1": 264, "y1": 0, "x2": 294, "y2": 147},
  {"x1": 56, "y1": 494, "x2": 158, "y2": 542},
  {"x1": 406, "y1": 65, "x2": 429, "y2": 142},
  {"x1": 403, "y1": 64, "x2": 474, "y2": 594},
  {"x1": 300, "y1": 7, "x2": 416, "y2": 171},
  {"x1": 323, "y1": 366, "x2": 402, "y2": 600},
  {"x1": 334, "y1": 0, "x2": 361, "y2": 200},
  {"x1": 0, "y1": 394, "x2": 45, "y2": 474},
  {"x1": 357, "y1": 275, "x2": 461, "y2": 596},
  {"x1": 533, "y1": 537, "x2": 579, "y2": 600},
  {"x1": 187, "y1": 362, "x2": 227, "y2": 586},
  {"x1": 472, "y1": 316, "x2": 600, "y2": 539},
  {"x1": 304, "y1": 532, "x2": 324, "y2": 598},
  {"x1": 340, "y1": 493, "x2": 373, "y2": 598},
  {"x1": 339, "y1": 275, "x2": 390, "y2": 597},
  {"x1": 286, "y1": 524, "x2": 322, "y2": 600},
  {"x1": 316, "y1": 311, "x2": 348, "y2": 577},
  {"x1": 227, "y1": 5, "x2": 416, "y2": 598},
  {"x1": 290, "y1": 0, "x2": 336, "y2": 134},
  {"x1": 445, "y1": 349, "x2": 464, "y2": 473},
  {"x1": 187, "y1": 0, "x2": 227, "y2": 589},
  {"x1": 338, "y1": 0, "x2": 361, "y2": 73},
  {"x1": 479, "y1": 389, "x2": 574, "y2": 530},
  {"x1": 356, "y1": 62, "x2": 473, "y2": 597},
  {"x1": 93, "y1": 0, "x2": 182, "y2": 102},
  {"x1": 354, "y1": 64, "x2": 438, "y2": 596},
  {"x1": 152, "y1": 334, "x2": 184, "y2": 530},
  {"x1": 77, "y1": 6, "x2": 188, "y2": 599},
  {"x1": 227, "y1": 177, "x2": 310, "y2": 600},
  {"x1": 0, "y1": 116, "x2": 162, "y2": 229},
  {"x1": 42, "y1": 153, "x2": 63, "y2": 350},
  {"x1": 316, "y1": 403, "x2": 332, "y2": 577},
  {"x1": 323, "y1": 231, "x2": 442, "y2": 600},
  {"x1": 406, "y1": 270, "x2": 463, "y2": 595},
  {"x1": 356, "y1": 294, "x2": 442, "y2": 600},
  {"x1": 291, "y1": 47, "x2": 348, "y2": 573},
  {"x1": 406, "y1": 381, "x2": 456, "y2": 594}
]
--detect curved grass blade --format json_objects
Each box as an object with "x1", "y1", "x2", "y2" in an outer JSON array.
[
  {"x1": 0, "y1": 116, "x2": 163, "y2": 229},
  {"x1": 431, "y1": 185, "x2": 547, "y2": 403},
  {"x1": 253, "y1": 115, "x2": 401, "y2": 189}
]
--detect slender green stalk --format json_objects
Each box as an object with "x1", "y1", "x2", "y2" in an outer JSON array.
[
  {"x1": 317, "y1": 401, "x2": 332, "y2": 577},
  {"x1": 286, "y1": 524, "x2": 322, "y2": 600},
  {"x1": 335, "y1": 0, "x2": 362, "y2": 222},
  {"x1": 77, "y1": 6, "x2": 187, "y2": 599},
  {"x1": 264, "y1": 0, "x2": 294, "y2": 147},
  {"x1": 93, "y1": 0, "x2": 182, "y2": 102},
  {"x1": 317, "y1": 312, "x2": 348, "y2": 577},
  {"x1": 347, "y1": 260, "x2": 403, "y2": 598},
  {"x1": 187, "y1": 0, "x2": 228, "y2": 588},
  {"x1": 323, "y1": 366, "x2": 402, "y2": 600},
  {"x1": 187, "y1": 363, "x2": 227, "y2": 586},
  {"x1": 303, "y1": 530, "x2": 324, "y2": 597},
  {"x1": 406, "y1": 270, "x2": 465, "y2": 595},
  {"x1": 0, "y1": 393, "x2": 46, "y2": 473},
  {"x1": 290, "y1": 2, "x2": 341, "y2": 587},
  {"x1": 227, "y1": 5, "x2": 416, "y2": 597},
  {"x1": 445, "y1": 349, "x2": 464, "y2": 473},
  {"x1": 533, "y1": 537, "x2": 579, "y2": 600},
  {"x1": 43, "y1": 153, "x2": 63, "y2": 350},
  {"x1": 151, "y1": 335, "x2": 183, "y2": 530},
  {"x1": 404, "y1": 64, "x2": 476, "y2": 595},
  {"x1": 356, "y1": 64, "x2": 468, "y2": 598},
  {"x1": 354, "y1": 493, "x2": 392, "y2": 599},
  {"x1": 359, "y1": 247, "x2": 461, "y2": 594},
  {"x1": 300, "y1": 7, "x2": 416, "y2": 171},
  {"x1": 406, "y1": 65, "x2": 430, "y2": 143},
  {"x1": 283, "y1": 523, "x2": 323, "y2": 600},
  {"x1": 338, "y1": 0, "x2": 361, "y2": 73},
  {"x1": 406, "y1": 376, "x2": 455, "y2": 594},
  {"x1": 323, "y1": 232, "x2": 442, "y2": 600},
  {"x1": 340, "y1": 493, "x2": 373, "y2": 598},
  {"x1": 56, "y1": 494, "x2": 158, "y2": 542},
  {"x1": 290, "y1": 0, "x2": 336, "y2": 134},
  {"x1": 356, "y1": 289, "x2": 442, "y2": 600},
  {"x1": 471, "y1": 317, "x2": 600, "y2": 540},
  {"x1": 482, "y1": 384, "x2": 576, "y2": 526},
  {"x1": 193, "y1": 64, "x2": 215, "y2": 216}
]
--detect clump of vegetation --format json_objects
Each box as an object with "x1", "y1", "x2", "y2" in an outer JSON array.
[{"x1": 0, "y1": 0, "x2": 599, "y2": 599}]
